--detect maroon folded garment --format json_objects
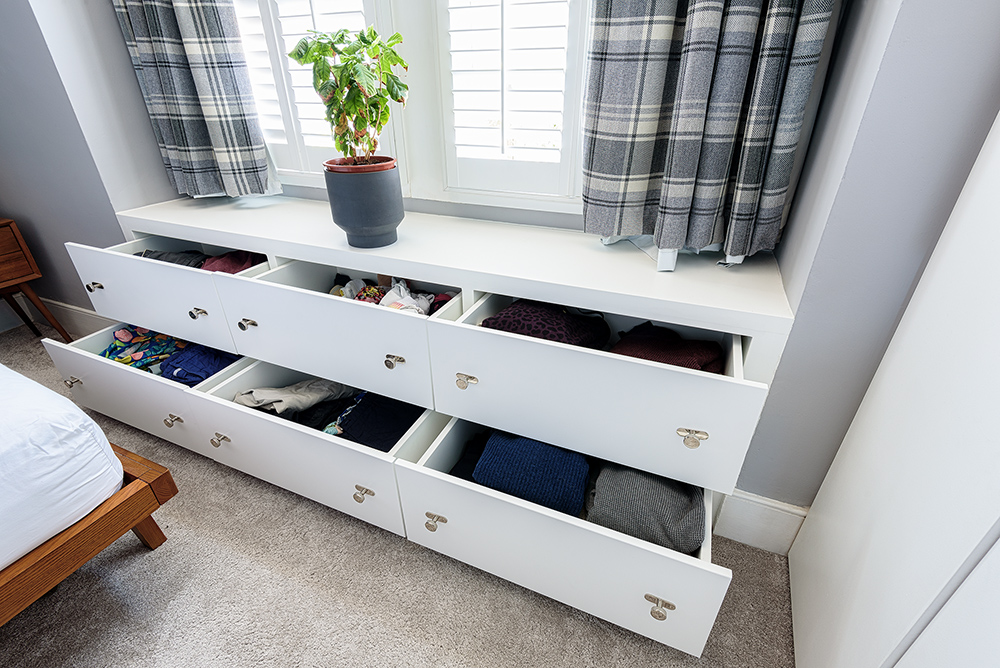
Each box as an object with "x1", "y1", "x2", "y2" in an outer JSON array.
[
  {"x1": 481, "y1": 299, "x2": 610, "y2": 349},
  {"x1": 610, "y1": 322, "x2": 725, "y2": 373},
  {"x1": 201, "y1": 250, "x2": 266, "y2": 274}
]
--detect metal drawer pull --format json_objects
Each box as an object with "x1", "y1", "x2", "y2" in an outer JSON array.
[
  {"x1": 188, "y1": 307, "x2": 208, "y2": 319},
  {"x1": 676, "y1": 428, "x2": 709, "y2": 449},
  {"x1": 384, "y1": 354, "x2": 405, "y2": 370},
  {"x1": 424, "y1": 512, "x2": 448, "y2": 532},
  {"x1": 455, "y1": 373, "x2": 478, "y2": 390},
  {"x1": 644, "y1": 594, "x2": 676, "y2": 621},
  {"x1": 210, "y1": 432, "x2": 231, "y2": 448},
  {"x1": 63, "y1": 376, "x2": 82, "y2": 389},
  {"x1": 163, "y1": 413, "x2": 184, "y2": 428},
  {"x1": 85, "y1": 282, "x2": 104, "y2": 292},
  {"x1": 237, "y1": 318, "x2": 258, "y2": 331},
  {"x1": 353, "y1": 485, "x2": 375, "y2": 503}
]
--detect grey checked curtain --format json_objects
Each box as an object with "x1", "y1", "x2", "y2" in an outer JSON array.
[
  {"x1": 113, "y1": 0, "x2": 275, "y2": 197},
  {"x1": 582, "y1": 0, "x2": 834, "y2": 258}
]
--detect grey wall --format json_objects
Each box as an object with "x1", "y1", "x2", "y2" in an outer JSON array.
[
  {"x1": 740, "y1": 0, "x2": 1000, "y2": 506},
  {"x1": 0, "y1": 0, "x2": 124, "y2": 309}
]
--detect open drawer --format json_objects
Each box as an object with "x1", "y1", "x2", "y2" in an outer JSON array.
[
  {"x1": 393, "y1": 418, "x2": 731, "y2": 657},
  {"x1": 212, "y1": 259, "x2": 463, "y2": 408},
  {"x1": 41, "y1": 323, "x2": 240, "y2": 460},
  {"x1": 66, "y1": 234, "x2": 270, "y2": 353},
  {"x1": 427, "y1": 293, "x2": 768, "y2": 494},
  {"x1": 193, "y1": 359, "x2": 451, "y2": 535}
]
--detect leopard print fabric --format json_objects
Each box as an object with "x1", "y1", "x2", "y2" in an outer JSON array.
[{"x1": 480, "y1": 299, "x2": 610, "y2": 349}]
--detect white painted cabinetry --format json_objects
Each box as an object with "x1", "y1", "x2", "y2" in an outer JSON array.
[{"x1": 43, "y1": 197, "x2": 793, "y2": 657}]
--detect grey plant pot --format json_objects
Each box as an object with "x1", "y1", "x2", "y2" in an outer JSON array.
[{"x1": 323, "y1": 164, "x2": 404, "y2": 248}]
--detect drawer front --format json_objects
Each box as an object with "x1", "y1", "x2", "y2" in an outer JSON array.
[
  {"x1": 66, "y1": 242, "x2": 236, "y2": 353},
  {"x1": 41, "y1": 334, "x2": 214, "y2": 458},
  {"x1": 213, "y1": 273, "x2": 435, "y2": 408},
  {"x1": 189, "y1": 390, "x2": 424, "y2": 536},
  {"x1": 394, "y1": 440, "x2": 731, "y2": 656},
  {"x1": 427, "y1": 316, "x2": 768, "y2": 494}
]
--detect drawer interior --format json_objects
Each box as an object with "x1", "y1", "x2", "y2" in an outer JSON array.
[
  {"x1": 258, "y1": 259, "x2": 460, "y2": 312},
  {"x1": 202, "y1": 359, "x2": 449, "y2": 457},
  {"x1": 460, "y1": 292, "x2": 745, "y2": 382},
  {"x1": 402, "y1": 418, "x2": 714, "y2": 563},
  {"x1": 66, "y1": 322, "x2": 243, "y2": 388},
  {"x1": 108, "y1": 234, "x2": 270, "y2": 277}
]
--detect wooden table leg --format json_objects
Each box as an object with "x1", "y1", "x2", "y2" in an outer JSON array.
[
  {"x1": 17, "y1": 283, "x2": 73, "y2": 343},
  {"x1": 1, "y1": 291, "x2": 42, "y2": 337}
]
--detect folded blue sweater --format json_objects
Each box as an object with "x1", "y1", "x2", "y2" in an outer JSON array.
[{"x1": 472, "y1": 431, "x2": 589, "y2": 516}]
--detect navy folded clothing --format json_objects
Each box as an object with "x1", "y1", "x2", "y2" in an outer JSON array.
[
  {"x1": 472, "y1": 432, "x2": 589, "y2": 515},
  {"x1": 586, "y1": 463, "x2": 705, "y2": 554},
  {"x1": 334, "y1": 392, "x2": 424, "y2": 452},
  {"x1": 449, "y1": 430, "x2": 491, "y2": 482},
  {"x1": 159, "y1": 344, "x2": 239, "y2": 387}
]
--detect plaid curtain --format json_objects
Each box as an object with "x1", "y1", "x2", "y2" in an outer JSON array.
[
  {"x1": 113, "y1": 0, "x2": 274, "y2": 197},
  {"x1": 583, "y1": 0, "x2": 833, "y2": 258}
]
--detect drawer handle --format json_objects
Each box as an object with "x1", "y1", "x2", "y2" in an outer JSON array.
[
  {"x1": 63, "y1": 376, "x2": 82, "y2": 389},
  {"x1": 210, "y1": 432, "x2": 231, "y2": 448},
  {"x1": 384, "y1": 354, "x2": 406, "y2": 370},
  {"x1": 676, "y1": 428, "x2": 709, "y2": 449},
  {"x1": 85, "y1": 282, "x2": 104, "y2": 292},
  {"x1": 644, "y1": 594, "x2": 676, "y2": 621},
  {"x1": 424, "y1": 512, "x2": 448, "y2": 532},
  {"x1": 455, "y1": 373, "x2": 478, "y2": 390},
  {"x1": 163, "y1": 413, "x2": 184, "y2": 428},
  {"x1": 353, "y1": 485, "x2": 375, "y2": 503},
  {"x1": 188, "y1": 307, "x2": 209, "y2": 320},
  {"x1": 237, "y1": 318, "x2": 258, "y2": 331}
]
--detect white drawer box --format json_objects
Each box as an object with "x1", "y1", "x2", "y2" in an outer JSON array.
[
  {"x1": 66, "y1": 235, "x2": 269, "y2": 353},
  {"x1": 427, "y1": 293, "x2": 768, "y2": 494},
  {"x1": 42, "y1": 323, "x2": 237, "y2": 460},
  {"x1": 394, "y1": 418, "x2": 731, "y2": 657},
  {"x1": 194, "y1": 360, "x2": 452, "y2": 536},
  {"x1": 213, "y1": 260, "x2": 462, "y2": 409}
]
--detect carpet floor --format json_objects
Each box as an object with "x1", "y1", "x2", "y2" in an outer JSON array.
[{"x1": 0, "y1": 323, "x2": 795, "y2": 668}]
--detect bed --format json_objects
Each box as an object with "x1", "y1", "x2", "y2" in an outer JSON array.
[{"x1": 0, "y1": 362, "x2": 177, "y2": 627}]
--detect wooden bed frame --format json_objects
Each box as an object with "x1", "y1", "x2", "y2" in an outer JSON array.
[{"x1": 0, "y1": 445, "x2": 177, "y2": 627}]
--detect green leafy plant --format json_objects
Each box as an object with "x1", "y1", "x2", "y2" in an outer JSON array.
[{"x1": 288, "y1": 26, "x2": 408, "y2": 164}]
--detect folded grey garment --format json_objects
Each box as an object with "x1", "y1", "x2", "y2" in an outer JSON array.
[
  {"x1": 587, "y1": 463, "x2": 705, "y2": 554},
  {"x1": 233, "y1": 378, "x2": 357, "y2": 414}
]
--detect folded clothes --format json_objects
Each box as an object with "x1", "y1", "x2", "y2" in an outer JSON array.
[
  {"x1": 159, "y1": 344, "x2": 239, "y2": 387},
  {"x1": 472, "y1": 432, "x2": 589, "y2": 516},
  {"x1": 282, "y1": 396, "x2": 358, "y2": 431},
  {"x1": 481, "y1": 300, "x2": 611, "y2": 349},
  {"x1": 135, "y1": 249, "x2": 211, "y2": 268},
  {"x1": 610, "y1": 321, "x2": 725, "y2": 373},
  {"x1": 201, "y1": 250, "x2": 266, "y2": 274},
  {"x1": 233, "y1": 378, "x2": 357, "y2": 414},
  {"x1": 99, "y1": 324, "x2": 188, "y2": 372},
  {"x1": 586, "y1": 462, "x2": 705, "y2": 554},
  {"x1": 326, "y1": 392, "x2": 424, "y2": 452}
]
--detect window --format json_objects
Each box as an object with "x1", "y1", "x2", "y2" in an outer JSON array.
[{"x1": 234, "y1": 0, "x2": 587, "y2": 212}]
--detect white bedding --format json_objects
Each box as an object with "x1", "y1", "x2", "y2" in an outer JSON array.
[{"x1": 0, "y1": 363, "x2": 123, "y2": 571}]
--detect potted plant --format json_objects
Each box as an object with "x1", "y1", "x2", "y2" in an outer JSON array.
[{"x1": 289, "y1": 26, "x2": 409, "y2": 248}]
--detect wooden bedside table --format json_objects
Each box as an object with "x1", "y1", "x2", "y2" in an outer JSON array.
[{"x1": 0, "y1": 219, "x2": 73, "y2": 342}]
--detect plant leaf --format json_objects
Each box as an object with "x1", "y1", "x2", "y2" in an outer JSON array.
[
  {"x1": 353, "y1": 63, "x2": 379, "y2": 97},
  {"x1": 384, "y1": 72, "x2": 408, "y2": 105},
  {"x1": 317, "y1": 78, "x2": 338, "y2": 103},
  {"x1": 312, "y1": 59, "x2": 332, "y2": 91},
  {"x1": 288, "y1": 37, "x2": 310, "y2": 64},
  {"x1": 386, "y1": 32, "x2": 403, "y2": 47}
]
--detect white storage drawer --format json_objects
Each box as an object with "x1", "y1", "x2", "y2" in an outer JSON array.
[
  {"x1": 394, "y1": 418, "x2": 731, "y2": 657},
  {"x1": 193, "y1": 360, "x2": 451, "y2": 535},
  {"x1": 66, "y1": 235, "x2": 269, "y2": 353},
  {"x1": 213, "y1": 260, "x2": 462, "y2": 408},
  {"x1": 427, "y1": 293, "x2": 769, "y2": 494},
  {"x1": 41, "y1": 323, "x2": 237, "y2": 460}
]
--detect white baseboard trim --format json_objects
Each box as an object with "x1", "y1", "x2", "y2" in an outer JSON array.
[
  {"x1": 714, "y1": 489, "x2": 809, "y2": 556},
  {"x1": 22, "y1": 297, "x2": 115, "y2": 339}
]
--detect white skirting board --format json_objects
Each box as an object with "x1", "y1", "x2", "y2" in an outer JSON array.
[
  {"x1": 714, "y1": 489, "x2": 809, "y2": 556},
  {"x1": 20, "y1": 297, "x2": 115, "y2": 339}
]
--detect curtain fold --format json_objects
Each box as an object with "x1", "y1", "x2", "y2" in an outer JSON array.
[
  {"x1": 113, "y1": 0, "x2": 274, "y2": 197},
  {"x1": 583, "y1": 0, "x2": 833, "y2": 259}
]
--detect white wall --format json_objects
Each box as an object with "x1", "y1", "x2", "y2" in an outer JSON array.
[
  {"x1": 739, "y1": 0, "x2": 1000, "y2": 506},
  {"x1": 788, "y1": 108, "x2": 1000, "y2": 668}
]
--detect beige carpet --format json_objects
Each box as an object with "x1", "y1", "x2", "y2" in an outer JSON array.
[{"x1": 0, "y1": 323, "x2": 795, "y2": 668}]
